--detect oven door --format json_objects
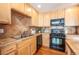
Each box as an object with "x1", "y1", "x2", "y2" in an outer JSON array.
[{"x1": 50, "y1": 34, "x2": 65, "y2": 51}]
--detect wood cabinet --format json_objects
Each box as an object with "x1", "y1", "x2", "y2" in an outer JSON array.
[
  {"x1": 11, "y1": 3, "x2": 25, "y2": 14},
  {"x1": 65, "y1": 43, "x2": 75, "y2": 55},
  {"x1": 57, "y1": 8, "x2": 65, "y2": 18},
  {"x1": 0, "y1": 42, "x2": 16, "y2": 55},
  {"x1": 50, "y1": 10, "x2": 58, "y2": 19},
  {"x1": 30, "y1": 36, "x2": 36, "y2": 54},
  {"x1": 42, "y1": 33, "x2": 50, "y2": 48},
  {"x1": 25, "y1": 4, "x2": 39, "y2": 26},
  {"x1": 17, "y1": 45, "x2": 30, "y2": 55},
  {"x1": 38, "y1": 13, "x2": 44, "y2": 27},
  {"x1": 31, "y1": 9, "x2": 38, "y2": 26},
  {"x1": 65, "y1": 6, "x2": 79, "y2": 26},
  {"x1": 43, "y1": 13, "x2": 50, "y2": 27},
  {"x1": 17, "y1": 39, "x2": 31, "y2": 55},
  {"x1": 0, "y1": 3, "x2": 11, "y2": 24},
  {"x1": 25, "y1": 4, "x2": 32, "y2": 16},
  {"x1": 50, "y1": 9, "x2": 65, "y2": 19},
  {"x1": 17, "y1": 36, "x2": 36, "y2": 55}
]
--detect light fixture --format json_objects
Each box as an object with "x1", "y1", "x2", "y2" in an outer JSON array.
[{"x1": 37, "y1": 5, "x2": 41, "y2": 8}]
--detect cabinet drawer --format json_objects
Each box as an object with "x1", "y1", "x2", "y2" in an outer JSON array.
[
  {"x1": 4, "y1": 51, "x2": 16, "y2": 55},
  {"x1": 1, "y1": 43, "x2": 16, "y2": 55}
]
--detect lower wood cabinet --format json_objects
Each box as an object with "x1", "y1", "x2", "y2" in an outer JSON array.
[
  {"x1": 42, "y1": 33, "x2": 50, "y2": 48},
  {"x1": 17, "y1": 36, "x2": 36, "y2": 55},
  {"x1": 0, "y1": 36, "x2": 37, "y2": 55},
  {"x1": 17, "y1": 45, "x2": 30, "y2": 55},
  {"x1": 65, "y1": 43, "x2": 75, "y2": 55},
  {"x1": 30, "y1": 36, "x2": 36, "y2": 55},
  {"x1": 0, "y1": 42, "x2": 16, "y2": 55}
]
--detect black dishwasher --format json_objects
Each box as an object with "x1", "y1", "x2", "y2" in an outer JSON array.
[{"x1": 36, "y1": 34, "x2": 42, "y2": 50}]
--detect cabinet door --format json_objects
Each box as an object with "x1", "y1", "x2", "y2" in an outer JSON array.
[
  {"x1": 43, "y1": 13, "x2": 50, "y2": 27},
  {"x1": 38, "y1": 13, "x2": 44, "y2": 27},
  {"x1": 57, "y1": 8, "x2": 65, "y2": 18},
  {"x1": 30, "y1": 36, "x2": 36, "y2": 55},
  {"x1": 17, "y1": 45, "x2": 30, "y2": 55},
  {"x1": 11, "y1": 3, "x2": 25, "y2": 14},
  {"x1": 31, "y1": 9, "x2": 38, "y2": 26},
  {"x1": 25, "y1": 4, "x2": 32, "y2": 16},
  {"x1": 0, "y1": 3, "x2": 11, "y2": 24},
  {"x1": 50, "y1": 10, "x2": 57, "y2": 19},
  {"x1": 42, "y1": 33, "x2": 50, "y2": 48},
  {"x1": 65, "y1": 6, "x2": 79, "y2": 26}
]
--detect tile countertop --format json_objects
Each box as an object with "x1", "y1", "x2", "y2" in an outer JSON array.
[
  {"x1": 66, "y1": 39, "x2": 79, "y2": 55},
  {"x1": 0, "y1": 33, "x2": 42, "y2": 47}
]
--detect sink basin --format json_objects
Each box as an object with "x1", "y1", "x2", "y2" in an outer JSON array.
[{"x1": 11, "y1": 34, "x2": 33, "y2": 40}]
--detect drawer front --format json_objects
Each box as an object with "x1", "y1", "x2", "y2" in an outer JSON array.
[
  {"x1": 1, "y1": 43, "x2": 16, "y2": 55},
  {"x1": 4, "y1": 51, "x2": 16, "y2": 55}
]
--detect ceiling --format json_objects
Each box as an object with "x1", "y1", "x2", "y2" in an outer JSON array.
[{"x1": 30, "y1": 3, "x2": 77, "y2": 13}]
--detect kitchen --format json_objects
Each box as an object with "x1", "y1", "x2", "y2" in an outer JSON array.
[{"x1": 0, "y1": 3, "x2": 79, "y2": 55}]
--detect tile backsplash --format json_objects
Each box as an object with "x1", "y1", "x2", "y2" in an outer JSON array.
[{"x1": 0, "y1": 10, "x2": 31, "y2": 38}]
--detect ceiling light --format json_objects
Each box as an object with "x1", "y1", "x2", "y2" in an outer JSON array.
[{"x1": 37, "y1": 5, "x2": 41, "y2": 8}]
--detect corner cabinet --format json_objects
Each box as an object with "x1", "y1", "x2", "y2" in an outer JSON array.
[
  {"x1": 65, "y1": 6, "x2": 79, "y2": 26},
  {"x1": 0, "y1": 3, "x2": 11, "y2": 24}
]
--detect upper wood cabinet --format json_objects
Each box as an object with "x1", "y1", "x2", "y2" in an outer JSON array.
[
  {"x1": 25, "y1": 4, "x2": 39, "y2": 26},
  {"x1": 0, "y1": 3, "x2": 11, "y2": 24},
  {"x1": 50, "y1": 9, "x2": 65, "y2": 19},
  {"x1": 25, "y1": 4, "x2": 32, "y2": 16},
  {"x1": 43, "y1": 13, "x2": 50, "y2": 27},
  {"x1": 57, "y1": 8, "x2": 65, "y2": 18},
  {"x1": 65, "y1": 6, "x2": 79, "y2": 26},
  {"x1": 31, "y1": 8, "x2": 38, "y2": 26},
  {"x1": 11, "y1": 3, "x2": 25, "y2": 14},
  {"x1": 50, "y1": 10, "x2": 58, "y2": 19},
  {"x1": 38, "y1": 13, "x2": 44, "y2": 27}
]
